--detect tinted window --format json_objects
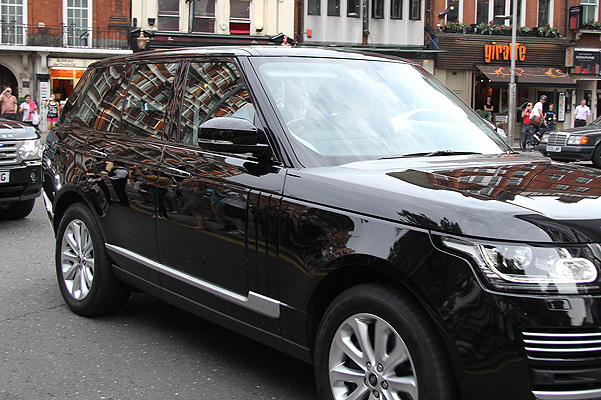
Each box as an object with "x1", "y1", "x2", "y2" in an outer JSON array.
[
  {"x1": 94, "y1": 65, "x2": 131, "y2": 132},
  {"x1": 121, "y1": 62, "x2": 179, "y2": 139},
  {"x1": 180, "y1": 61, "x2": 253, "y2": 145},
  {"x1": 66, "y1": 66, "x2": 127, "y2": 128}
]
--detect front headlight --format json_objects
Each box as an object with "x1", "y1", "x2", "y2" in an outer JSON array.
[
  {"x1": 567, "y1": 135, "x2": 589, "y2": 145},
  {"x1": 18, "y1": 139, "x2": 42, "y2": 160},
  {"x1": 540, "y1": 133, "x2": 549, "y2": 143},
  {"x1": 440, "y1": 237, "x2": 601, "y2": 293}
]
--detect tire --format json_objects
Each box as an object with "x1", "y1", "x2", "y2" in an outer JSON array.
[
  {"x1": 0, "y1": 199, "x2": 35, "y2": 220},
  {"x1": 55, "y1": 203, "x2": 130, "y2": 316},
  {"x1": 592, "y1": 145, "x2": 601, "y2": 169},
  {"x1": 314, "y1": 283, "x2": 455, "y2": 400}
]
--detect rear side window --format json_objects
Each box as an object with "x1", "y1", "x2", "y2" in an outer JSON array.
[
  {"x1": 94, "y1": 64, "x2": 133, "y2": 133},
  {"x1": 65, "y1": 64, "x2": 129, "y2": 129},
  {"x1": 180, "y1": 61, "x2": 253, "y2": 145},
  {"x1": 121, "y1": 62, "x2": 179, "y2": 139}
]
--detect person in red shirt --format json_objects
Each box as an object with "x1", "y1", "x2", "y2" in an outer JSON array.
[{"x1": 521, "y1": 103, "x2": 535, "y2": 151}]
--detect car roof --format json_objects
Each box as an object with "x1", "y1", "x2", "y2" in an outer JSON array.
[{"x1": 91, "y1": 46, "x2": 414, "y2": 67}]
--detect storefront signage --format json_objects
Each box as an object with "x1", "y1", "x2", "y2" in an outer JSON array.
[
  {"x1": 47, "y1": 58, "x2": 96, "y2": 68},
  {"x1": 574, "y1": 50, "x2": 600, "y2": 74},
  {"x1": 484, "y1": 42, "x2": 526, "y2": 63}
]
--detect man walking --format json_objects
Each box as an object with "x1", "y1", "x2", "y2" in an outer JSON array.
[
  {"x1": 0, "y1": 86, "x2": 18, "y2": 120},
  {"x1": 574, "y1": 99, "x2": 590, "y2": 127}
]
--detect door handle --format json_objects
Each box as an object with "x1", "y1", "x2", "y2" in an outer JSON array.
[
  {"x1": 165, "y1": 167, "x2": 192, "y2": 179},
  {"x1": 89, "y1": 149, "x2": 108, "y2": 158}
]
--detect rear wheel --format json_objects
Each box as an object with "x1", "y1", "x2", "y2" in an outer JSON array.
[
  {"x1": 0, "y1": 199, "x2": 35, "y2": 220},
  {"x1": 56, "y1": 203, "x2": 130, "y2": 316},
  {"x1": 314, "y1": 283, "x2": 456, "y2": 400}
]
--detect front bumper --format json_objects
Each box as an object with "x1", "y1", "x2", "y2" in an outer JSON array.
[
  {"x1": 0, "y1": 163, "x2": 42, "y2": 204},
  {"x1": 537, "y1": 144, "x2": 596, "y2": 162}
]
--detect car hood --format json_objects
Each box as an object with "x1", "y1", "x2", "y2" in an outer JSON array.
[
  {"x1": 286, "y1": 153, "x2": 601, "y2": 243},
  {"x1": 0, "y1": 118, "x2": 38, "y2": 140},
  {"x1": 553, "y1": 124, "x2": 601, "y2": 136}
]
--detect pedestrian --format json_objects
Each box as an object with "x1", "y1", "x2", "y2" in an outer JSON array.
[
  {"x1": 483, "y1": 96, "x2": 494, "y2": 120},
  {"x1": 521, "y1": 102, "x2": 535, "y2": 151},
  {"x1": 545, "y1": 104, "x2": 557, "y2": 132},
  {"x1": 18, "y1": 95, "x2": 39, "y2": 126},
  {"x1": 0, "y1": 86, "x2": 18, "y2": 120},
  {"x1": 44, "y1": 93, "x2": 59, "y2": 138},
  {"x1": 530, "y1": 95, "x2": 547, "y2": 129},
  {"x1": 574, "y1": 99, "x2": 590, "y2": 127}
]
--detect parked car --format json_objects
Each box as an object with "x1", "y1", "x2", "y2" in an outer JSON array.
[
  {"x1": 43, "y1": 47, "x2": 601, "y2": 400},
  {"x1": 538, "y1": 116, "x2": 601, "y2": 167},
  {"x1": 0, "y1": 118, "x2": 42, "y2": 219}
]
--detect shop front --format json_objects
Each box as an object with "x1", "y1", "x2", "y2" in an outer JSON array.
[
  {"x1": 433, "y1": 32, "x2": 575, "y2": 145},
  {"x1": 47, "y1": 58, "x2": 97, "y2": 100}
]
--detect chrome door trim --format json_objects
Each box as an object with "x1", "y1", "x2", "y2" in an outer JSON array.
[{"x1": 106, "y1": 244, "x2": 281, "y2": 318}]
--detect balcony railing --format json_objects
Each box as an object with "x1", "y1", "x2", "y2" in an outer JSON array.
[{"x1": 0, "y1": 22, "x2": 129, "y2": 49}]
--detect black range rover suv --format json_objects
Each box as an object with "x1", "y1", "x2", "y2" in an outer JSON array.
[
  {"x1": 0, "y1": 118, "x2": 42, "y2": 219},
  {"x1": 43, "y1": 47, "x2": 601, "y2": 400}
]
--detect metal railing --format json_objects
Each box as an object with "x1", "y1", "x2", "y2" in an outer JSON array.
[{"x1": 0, "y1": 22, "x2": 129, "y2": 49}]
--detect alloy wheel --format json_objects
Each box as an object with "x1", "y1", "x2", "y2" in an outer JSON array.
[
  {"x1": 60, "y1": 219, "x2": 95, "y2": 300},
  {"x1": 328, "y1": 313, "x2": 418, "y2": 400}
]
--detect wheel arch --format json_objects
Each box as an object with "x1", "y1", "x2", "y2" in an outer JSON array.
[{"x1": 52, "y1": 188, "x2": 92, "y2": 234}]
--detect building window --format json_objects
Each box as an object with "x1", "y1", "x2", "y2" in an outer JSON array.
[
  {"x1": 64, "y1": 0, "x2": 91, "y2": 47},
  {"x1": 493, "y1": 0, "x2": 506, "y2": 24},
  {"x1": 476, "y1": 0, "x2": 489, "y2": 23},
  {"x1": 347, "y1": 0, "x2": 360, "y2": 16},
  {"x1": 230, "y1": 0, "x2": 250, "y2": 33},
  {"x1": 0, "y1": 0, "x2": 25, "y2": 45},
  {"x1": 391, "y1": 0, "x2": 402, "y2": 18},
  {"x1": 308, "y1": 0, "x2": 320, "y2": 15},
  {"x1": 582, "y1": 0, "x2": 597, "y2": 22},
  {"x1": 409, "y1": 0, "x2": 421, "y2": 19},
  {"x1": 447, "y1": 0, "x2": 459, "y2": 22},
  {"x1": 327, "y1": 0, "x2": 340, "y2": 15},
  {"x1": 373, "y1": 0, "x2": 384, "y2": 18},
  {"x1": 158, "y1": 0, "x2": 179, "y2": 31},
  {"x1": 193, "y1": 0, "x2": 215, "y2": 32},
  {"x1": 537, "y1": 0, "x2": 550, "y2": 26}
]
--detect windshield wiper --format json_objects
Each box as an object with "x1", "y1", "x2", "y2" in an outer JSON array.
[{"x1": 380, "y1": 150, "x2": 482, "y2": 160}]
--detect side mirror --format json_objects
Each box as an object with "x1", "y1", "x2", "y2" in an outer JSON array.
[{"x1": 197, "y1": 117, "x2": 270, "y2": 156}]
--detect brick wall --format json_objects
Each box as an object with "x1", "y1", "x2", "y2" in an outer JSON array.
[{"x1": 27, "y1": 0, "x2": 130, "y2": 28}]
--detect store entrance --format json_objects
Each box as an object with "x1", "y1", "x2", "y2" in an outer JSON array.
[{"x1": 0, "y1": 64, "x2": 19, "y2": 98}]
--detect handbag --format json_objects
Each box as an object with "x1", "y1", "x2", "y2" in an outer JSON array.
[
  {"x1": 530, "y1": 115, "x2": 542, "y2": 128},
  {"x1": 32, "y1": 112, "x2": 39, "y2": 125}
]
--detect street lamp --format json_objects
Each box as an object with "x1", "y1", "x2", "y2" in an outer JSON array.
[{"x1": 496, "y1": 1, "x2": 518, "y2": 148}]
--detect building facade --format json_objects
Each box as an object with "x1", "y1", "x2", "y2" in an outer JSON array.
[{"x1": 0, "y1": 0, "x2": 132, "y2": 131}]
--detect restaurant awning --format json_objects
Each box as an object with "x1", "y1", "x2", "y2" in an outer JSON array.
[{"x1": 475, "y1": 64, "x2": 577, "y2": 87}]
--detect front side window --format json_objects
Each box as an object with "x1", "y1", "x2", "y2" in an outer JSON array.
[
  {"x1": 328, "y1": 0, "x2": 340, "y2": 16},
  {"x1": 373, "y1": 0, "x2": 384, "y2": 18},
  {"x1": 582, "y1": 0, "x2": 597, "y2": 22},
  {"x1": 0, "y1": 0, "x2": 25, "y2": 45},
  {"x1": 308, "y1": 0, "x2": 321, "y2": 15},
  {"x1": 391, "y1": 0, "x2": 402, "y2": 18},
  {"x1": 158, "y1": 0, "x2": 179, "y2": 30},
  {"x1": 254, "y1": 58, "x2": 510, "y2": 167},
  {"x1": 180, "y1": 61, "x2": 253, "y2": 145},
  {"x1": 121, "y1": 63, "x2": 179, "y2": 140},
  {"x1": 409, "y1": 0, "x2": 421, "y2": 19},
  {"x1": 64, "y1": 0, "x2": 91, "y2": 47},
  {"x1": 348, "y1": 0, "x2": 360, "y2": 16}
]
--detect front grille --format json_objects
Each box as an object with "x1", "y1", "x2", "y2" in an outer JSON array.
[
  {"x1": 0, "y1": 141, "x2": 19, "y2": 166},
  {"x1": 524, "y1": 331, "x2": 601, "y2": 361},
  {"x1": 546, "y1": 133, "x2": 569, "y2": 146},
  {"x1": 524, "y1": 331, "x2": 601, "y2": 399}
]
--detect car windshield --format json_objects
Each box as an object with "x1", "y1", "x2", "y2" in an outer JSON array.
[
  {"x1": 253, "y1": 57, "x2": 511, "y2": 167},
  {"x1": 590, "y1": 116, "x2": 601, "y2": 126}
]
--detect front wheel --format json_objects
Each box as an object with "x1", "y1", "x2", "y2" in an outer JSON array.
[
  {"x1": 314, "y1": 284, "x2": 456, "y2": 400},
  {"x1": 56, "y1": 203, "x2": 130, "y2": 316}
]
